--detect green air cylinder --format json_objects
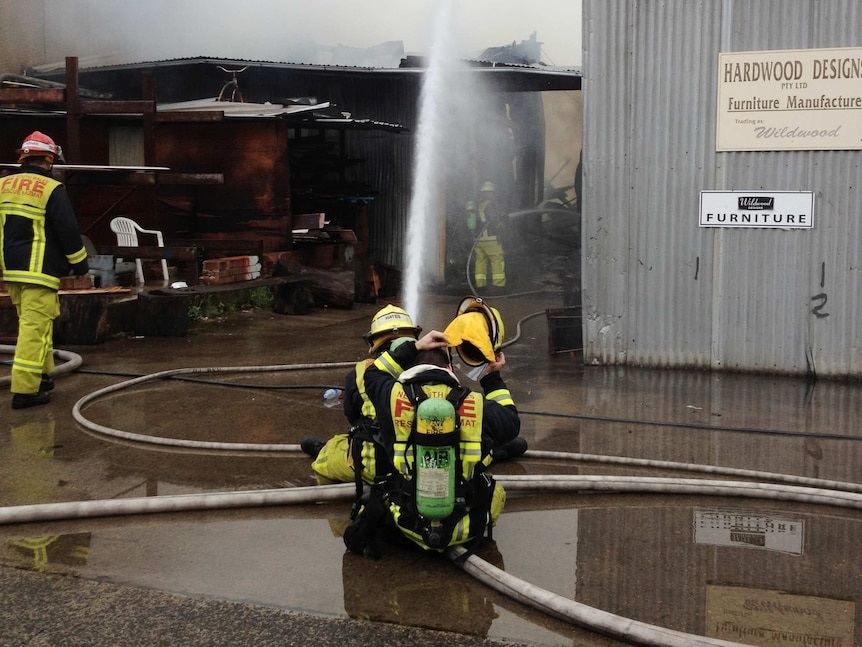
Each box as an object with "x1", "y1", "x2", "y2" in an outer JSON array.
[
  {"x1": 414, "y1": 398, "x2": 458, "y2": 521},
  {"x1": 466, "y1": 201, "x2": 478, "y2": 232}
]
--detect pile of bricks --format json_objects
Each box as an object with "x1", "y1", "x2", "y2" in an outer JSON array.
[
  {"x1": 59, "y1": 274, "x2": 93, "y2": 290},
  {"x1": 199, "y1": 255, "x2": 262, "y2": 286}
]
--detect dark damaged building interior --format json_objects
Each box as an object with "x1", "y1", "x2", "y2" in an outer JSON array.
[{"x1": 0, "y1": 54, "x2": 581, "y2": 312}]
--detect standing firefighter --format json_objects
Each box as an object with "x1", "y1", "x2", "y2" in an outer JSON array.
[
  {"x1": 471, "y1": 181, "x2": 507, "y2": 293},
  {"x1": 343, "y1": 299, "x2": 524, "y2": 557},
  {"x1": 0, "y1": 132, "x2": 89, "y2": 409}
]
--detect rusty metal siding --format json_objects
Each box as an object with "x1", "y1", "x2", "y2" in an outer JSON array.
[
  {"x1": 583, "y1": 0, "x2": 862, "y2": 377},
  {"x1": 341, "y1": 75, "x2": 420, "y2": 268}
]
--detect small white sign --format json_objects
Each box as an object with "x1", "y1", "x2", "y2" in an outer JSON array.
[
  {"x1": 700, "y1": 190, "x2": 814, "y2": 229},
  {"x1": 694, "y1": 509, "x2": 804, "y2": 555}
]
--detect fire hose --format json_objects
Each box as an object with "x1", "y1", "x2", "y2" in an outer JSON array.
[
  {"x1": 2, "y1": 344, "x2": 860, "y2": 645},
  {"x1": 3, "y1": 471, "x2": 862, "y2": 647},
  {"x1": 1, "y1": 360, "x2": 861, "y2": 645}
]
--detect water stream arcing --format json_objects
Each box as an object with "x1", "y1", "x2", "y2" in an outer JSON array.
[{"x1": 402, "y1": 0, "x2": 458, "y2": 324}]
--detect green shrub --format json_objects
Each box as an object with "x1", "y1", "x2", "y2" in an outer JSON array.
[{"x1": 187, "y1": 287, "x2": 273, "y2": 321}]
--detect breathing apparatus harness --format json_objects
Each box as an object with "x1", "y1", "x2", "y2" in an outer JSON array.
[{"x1": 344, "y1": 380, "x2": 496, "y2": 559}]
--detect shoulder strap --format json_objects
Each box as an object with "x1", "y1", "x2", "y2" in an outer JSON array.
[{"x1": 445, "y1": 385, "x2": 471, "y2": 411}]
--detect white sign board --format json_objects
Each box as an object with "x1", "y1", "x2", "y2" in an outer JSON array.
[
  {"x1": 699, "y1": 191, "x2": 814, "y2": 229},
  {"x1": 717, "y1": 47, "x2": 862, "y2": 151},
  {"x1": 706, "y1": 585, "x2": 855, "y2": 646},
  {"x1": 694, "y1": 509, "x2": 804, "y2": 555}
]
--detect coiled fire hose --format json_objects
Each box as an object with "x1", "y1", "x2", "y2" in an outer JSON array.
[{"x1": 3, "y1": 345, "x2": 860, "y2": 645}]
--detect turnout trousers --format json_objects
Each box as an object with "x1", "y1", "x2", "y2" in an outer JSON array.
[
  {"x1": 8, "y1": 283, "x2": 59, "y2": 395},
  {"x1": 311, "y1": 434, "x2": 355, "y2": 483},
  {"x1": 473, "y1": 239, "x2": 505, "y2": 288}
]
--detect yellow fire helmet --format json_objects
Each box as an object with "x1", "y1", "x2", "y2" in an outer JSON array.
[
  {"x1": 443, "y1": 296, "x2": 505, "y2": 366},
  {"x1": 363, "y1": 304, "x2": 422, "y2": 354}
]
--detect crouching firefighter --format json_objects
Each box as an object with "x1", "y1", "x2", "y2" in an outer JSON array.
[
  {"x1": 343, "y1": 328, "x2": 520, "y2": 557},
  {"x1": 302, "y1": 304, "x2": 422, "y2": 487}
]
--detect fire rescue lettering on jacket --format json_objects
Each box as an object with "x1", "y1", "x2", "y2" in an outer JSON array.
[
  {"x1": 1, "y1": 175, "x2": 49, "y2": 198},
  {"x1": 393, "y1": 390, "x2": 478, "y2": 422}
]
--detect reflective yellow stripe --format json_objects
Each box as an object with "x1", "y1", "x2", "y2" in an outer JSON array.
[
  {"x1": 67, "y1": 246, "x2": 87, "y2": 264},
  {"x1": 30, "y1": 215, "x2": 47, "y2": 273},
  {"x1": 485, "y1": 388, "x2": 514, "y2": 407},
  {"x1": 373, "y1": 351, "x2": 403, "y2": 376},
  {"x1": 393, "y1": 441, "x2": 410, "y2": 474},
  {"x1": 13, "y1": 356, "x2": 44, "y2": 374},
  {"x1": 355, "y1": 360, "x2": 377, "y2": 419},
  {"x1": 1, "y1": 270, "x2": 60, "y2": 290},
  {"x1": 3, "y1": 204, "x2": 46, "y2": 219}
]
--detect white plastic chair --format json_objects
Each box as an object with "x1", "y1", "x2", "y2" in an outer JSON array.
[{"x1": 109, "y1": 216, "x2": 169, "y2": 286}]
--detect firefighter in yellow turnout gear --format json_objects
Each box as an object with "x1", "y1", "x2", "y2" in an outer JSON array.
[
  {"x1": 302, "y1": 305, "x2": 422, "y2": 484},
  {"x1": 470, "y1": 181, "x2": 507, "y2": 292},
  {"x1": 0, "y1": 132, "x2": 89, "y2": 409},
  {"x1": 343, "y1": 306, "x2": 524, "y2": 556}
]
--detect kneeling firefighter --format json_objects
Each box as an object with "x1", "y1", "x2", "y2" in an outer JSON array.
[
  {"x1": 442, "y1": 296, "x2": 528, "y2": 463},
  {"x1": 302, "y1": 304, "x2": 421, "y2": 487},
  {"x1": 343, "y1": 302, "x2": 523, "y2": 557}
]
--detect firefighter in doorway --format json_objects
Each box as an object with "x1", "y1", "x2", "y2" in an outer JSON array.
[
  {"x1": 0, "y1": 132, "x2": 89, "y2": 409},
  {"x1": 470, "y1": 181, "x2": 507, "y2": 294}
]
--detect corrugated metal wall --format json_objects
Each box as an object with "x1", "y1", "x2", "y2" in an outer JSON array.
[{"x1": 583, "y1": 0, "x2": 862, "y2": 377}]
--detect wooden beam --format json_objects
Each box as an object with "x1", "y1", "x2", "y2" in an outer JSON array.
[
  {"x1": 99, "y1": 245, "x2": 201, "y2": 285},
  {"x1": 156, "y1": 173, "x2": 224, "y2": 185},
  {"x1": 166, "y1": 238, "x2": 263, "y2": 259},
  {"x1": 0, "y1": 88, "x2": 65, "y2": 103},
  {"x1": 79, "y1": 100, "x2": 156, "y2": 114},
  {"x1": 98, "y1": 245, "x2": 200, "y2": 261},
  {"x1": 142, "y1": 72, "x2": 155, "y2": 166},
  {"x1": 154, "y1": 111, "x2": 225, "y2": 123},
  {"x1": 65, "y1": 56, "x2": 81, "y2": 163},
  {"x1": 61, "y1": 171, "x2": 156, "y2": 185}
]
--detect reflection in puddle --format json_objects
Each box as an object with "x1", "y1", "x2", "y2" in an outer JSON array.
[
  {"x1": 695, "y1": 508, "x2": 804, "y2": 555},
  {"x1": 707, "y1": 585, "x2": 853, "y2": 646},
  {"x1": 557, "y1": 502, "x2": 860, "y2": 646},
  {"x1": 7, "y1": 533, "x2": 91, "y2": 572},
  {"x1": 1, "y1": 500, "x2": 859, "y2": 646}
]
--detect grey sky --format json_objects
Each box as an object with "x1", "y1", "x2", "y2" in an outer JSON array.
[{"x1": 44, "y1": 0, "x2": 582, "y2": 69}]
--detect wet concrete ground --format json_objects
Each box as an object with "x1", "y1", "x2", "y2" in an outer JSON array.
[{"x1": 1, "y1": 290, "x2": 862, "y2": 646}]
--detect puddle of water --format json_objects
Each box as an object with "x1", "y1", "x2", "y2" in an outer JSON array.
[{"x1": 2, "y1": 497, "x2": 860, "y2": 646}]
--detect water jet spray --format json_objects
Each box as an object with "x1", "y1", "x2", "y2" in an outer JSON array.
[{"x1": 403, "y1": 0, "x2": 457, "y2": 323}]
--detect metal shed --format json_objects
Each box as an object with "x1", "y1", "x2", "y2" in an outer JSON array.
[
  {"x1": 30, "y1": 57, "x2": 581, "y2": 274},
  {"x1": 582, "y1": 0, "x2": 862, "y2": 377}
]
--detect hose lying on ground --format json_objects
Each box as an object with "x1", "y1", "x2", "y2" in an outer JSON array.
[
  {"x1": 69, "y1": 363, "x2": 862, "y2": 496},
  {"x1": 4, "y1": 346, "x2": 858, "y2": 646},
  {"x1": 4, "y1": 475, "x2": 861, "y2": 647}
]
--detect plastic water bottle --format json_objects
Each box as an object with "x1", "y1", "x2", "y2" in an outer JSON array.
[{"x1": 323, "y1": 388, "x2": 342, "y2": 408}]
